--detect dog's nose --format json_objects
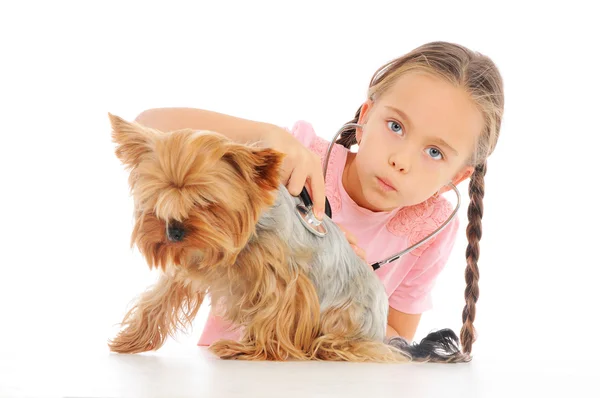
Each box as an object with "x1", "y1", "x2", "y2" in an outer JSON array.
[{"x1": 167, "y1": 223, "x2": 186, "y2": 242}]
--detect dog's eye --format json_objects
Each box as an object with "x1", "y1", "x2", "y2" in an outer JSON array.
[{"x1": 166, "y1": 221, "x2": 186, "y2": 242}]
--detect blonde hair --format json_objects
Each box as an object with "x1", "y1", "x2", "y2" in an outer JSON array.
[{"x1": 336, "y1": 41, "x2": 504, "y2": 356}]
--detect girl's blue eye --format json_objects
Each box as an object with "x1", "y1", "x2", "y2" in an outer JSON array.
[
  {"x1": 427, "y1": 147, "x2": 443, "y2": 160},
  {"x1": 387, "y1": 121, "x2": 403, "y2": 134}
]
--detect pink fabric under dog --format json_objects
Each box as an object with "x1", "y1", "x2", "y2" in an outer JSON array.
[{"x1": 197, "y1": 120, "x2": 460, "y2": 346}]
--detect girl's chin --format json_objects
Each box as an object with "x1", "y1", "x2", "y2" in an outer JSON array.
[{"x1": 363, "y1": 190, "x2": 401, "y2": 212}]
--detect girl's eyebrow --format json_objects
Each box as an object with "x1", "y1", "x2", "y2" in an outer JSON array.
[
  {"x1": 429, "y1": 137, "x2": 459, "y2": 156},
  {"x1": 385, "y1": 105, "x2": 413, "y2": 130},
  {"x1": 385, "y1": 105, "x2": 459, "y2": 156}
]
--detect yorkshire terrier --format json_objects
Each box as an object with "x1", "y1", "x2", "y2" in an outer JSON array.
[{"x1": 107, "y1": 113, "x2": 469, "y2": 363}]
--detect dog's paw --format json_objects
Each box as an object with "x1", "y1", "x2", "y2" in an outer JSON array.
[
  {"x1": 107, "y1": 331, "x2": 158, "y2": 354},
  {"x1": 209, "y1": 339, "x2": 257, "y2": 360}
]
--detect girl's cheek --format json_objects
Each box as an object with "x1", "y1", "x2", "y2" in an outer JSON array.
[{"x1": 421, "y1": 153, "x2": 444, "y2": 170}]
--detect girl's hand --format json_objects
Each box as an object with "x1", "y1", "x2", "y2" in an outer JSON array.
[
  {"x1": 263, "y1": 126, "x2": 327, "y2": 220},
  {"x1": 336, "y1": 224, "x2": 367, "y2": 264}
]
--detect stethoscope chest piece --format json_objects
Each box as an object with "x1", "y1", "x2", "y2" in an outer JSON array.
[
  {"x1": 295, "y1": 186, "x2": 332, "y2": 238},
  {"x1": 295, "y1": 203, "x2": 327, "y2": 237}
]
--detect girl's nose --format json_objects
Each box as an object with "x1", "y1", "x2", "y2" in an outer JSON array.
[{"x1": 389, "y1": 151, "x2": 412, "y2": 173}]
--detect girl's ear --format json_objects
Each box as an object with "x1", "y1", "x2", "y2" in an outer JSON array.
[
  {"x1": 440, "y1": 166, "x2": 475, "y2": 194},
  {"x1": 356, "y1": 99, "x2": 374, "y2": 143}
]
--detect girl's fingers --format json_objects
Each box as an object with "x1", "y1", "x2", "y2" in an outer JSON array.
[
  {"x1": 286, "y1": 167, "x2": 308, "y2": 197},
  {"x1": 338, "y1": 225, "x2": 357, "y2": 245},
  {"x1": 335, "y1": 223, "x2": 366, "y2": 263},
  {"x1": 351, "y1": 244, "x2": 366, "y2": 262}
]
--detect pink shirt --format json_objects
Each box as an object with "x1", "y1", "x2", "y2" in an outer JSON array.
[{"x1": 197, "y1": 120, "x2": 460, "y2": 346}]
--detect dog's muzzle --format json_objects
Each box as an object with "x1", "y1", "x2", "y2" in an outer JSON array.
[{"x1": 166, "y1": 222, "x2": 186, "y2": 242}]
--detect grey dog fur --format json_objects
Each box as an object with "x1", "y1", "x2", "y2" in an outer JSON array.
[{"x1": 254, "y1": 184, "x2": 389, "y2": 342}]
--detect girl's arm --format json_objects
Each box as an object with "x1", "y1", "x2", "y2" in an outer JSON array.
[
  {"x1": 133, "y1": 107, "x2": 282, "y2": 145},
  {"x1": 387, "y1": 307, "x2": 422, "y2": 342},
  {"x1": 133, "y1": 107, "x2": 329, "y2": 224}
]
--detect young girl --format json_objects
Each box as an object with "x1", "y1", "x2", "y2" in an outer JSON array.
[{"x1": 134, "y1": 41, "x2": 504, "y2": 356}]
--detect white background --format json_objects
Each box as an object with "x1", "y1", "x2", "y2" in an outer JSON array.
[{"x1": 1, "y1": 1, "x2": 599, "y2": 397}]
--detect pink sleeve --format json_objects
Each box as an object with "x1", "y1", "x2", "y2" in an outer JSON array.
[
  {"x1": 285, "y1": 120, "x2": 318, "y2": 149},
  {"x1": 388, "y1": 216, "x2": 460, "y2": 314},
  {"x1": 197, "y1": 307, "x2": 243, "y2": 346}
]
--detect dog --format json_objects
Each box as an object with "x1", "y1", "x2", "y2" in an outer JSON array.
[{"x1": 106, "y1": 113, "x2": 470, "y2": 363}]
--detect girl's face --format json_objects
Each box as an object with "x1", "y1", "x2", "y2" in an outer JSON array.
[{"x1": 348, "y1": 71, "x2": 484, "y2": 212}]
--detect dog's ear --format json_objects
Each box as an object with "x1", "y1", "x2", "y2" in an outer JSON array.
[
  {"x1": 223, "y1": 146, "x2": 285, "y2": 192},
  {"x1": 250, "y1": 148, "x2": 285, "y2": 192},
  {"x1": 108, "y1": 113, "x2": 155, "y2": 168}
]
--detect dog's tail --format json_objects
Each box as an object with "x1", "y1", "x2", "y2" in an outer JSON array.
[
  {"x1": 386, "y1": 328, "x2": 471, "y2": 363},
  {"x1": 307, "y1": 328, "x2": 470, "y2": 364}
]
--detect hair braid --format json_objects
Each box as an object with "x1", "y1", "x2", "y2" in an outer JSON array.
[
  {"x1": 460, "y1": 160, "x2": 486, "y2": 355},
  {"x1": 335, "y1": 106, "x2": 362, "y2": 149}
]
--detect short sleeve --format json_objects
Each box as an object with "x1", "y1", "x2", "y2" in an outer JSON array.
[
  {"x1": 285, "y1": 120, "x2": 318, "y2": 149},
  {"x1": 197, "y1": 304, "x2": 243, "y2": 346},
  {"x1": 388, "y1": 216, "x2": 460, "y2": 314}
]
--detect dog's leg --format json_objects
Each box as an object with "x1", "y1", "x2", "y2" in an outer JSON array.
[
  {"x1": 108, "y1": 273, "x2": 204, "y2": 354},
  {"x1": 209, "y1": 270, "x2": 321, "y2": 361}
]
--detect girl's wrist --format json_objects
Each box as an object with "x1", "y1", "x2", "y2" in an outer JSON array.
[{"x1": 260, "y1": 123, "x2": 288, "y2": 150}]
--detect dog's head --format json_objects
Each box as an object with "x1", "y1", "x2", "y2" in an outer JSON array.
[{"x1": 108, "y1": 113, "x2": 284, "y2": 271}]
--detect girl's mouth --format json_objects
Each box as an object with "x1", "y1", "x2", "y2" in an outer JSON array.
[{"x1": 376, "y1": 177, "x2": 397, "y2": 192}]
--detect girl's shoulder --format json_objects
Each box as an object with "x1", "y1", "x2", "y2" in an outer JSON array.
[
  {"x1": 286, "y1": 119, "x2": 348, "y2": 171},
  {"x1": 286, "y1": 120, "x2": 334, "y2": 157}
]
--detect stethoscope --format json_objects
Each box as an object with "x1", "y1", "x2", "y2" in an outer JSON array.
[{"x1": 295, "y1": 123, "x2": 461, "y2": 271}]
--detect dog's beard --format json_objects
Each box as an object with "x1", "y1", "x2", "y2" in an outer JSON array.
[{"x1": 131, "y1": 207, "x2": 248, "y2": 272}]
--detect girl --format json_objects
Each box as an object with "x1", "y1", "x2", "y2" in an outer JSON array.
[{"x1": 134, "y1": 41, "x2": 504, "y2": 356}]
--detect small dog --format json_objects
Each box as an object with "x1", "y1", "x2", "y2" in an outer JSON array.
[{"x1": 107, "y1": 113, "x2": 469, "y2": 363}]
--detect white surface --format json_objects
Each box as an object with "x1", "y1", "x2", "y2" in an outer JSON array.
[
  {"x1": 1, "y1": 0, "x2": 599, "y2": 397},
  {"x1": 1, "y1": 341, "x2": 596, "y2": 398}
]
